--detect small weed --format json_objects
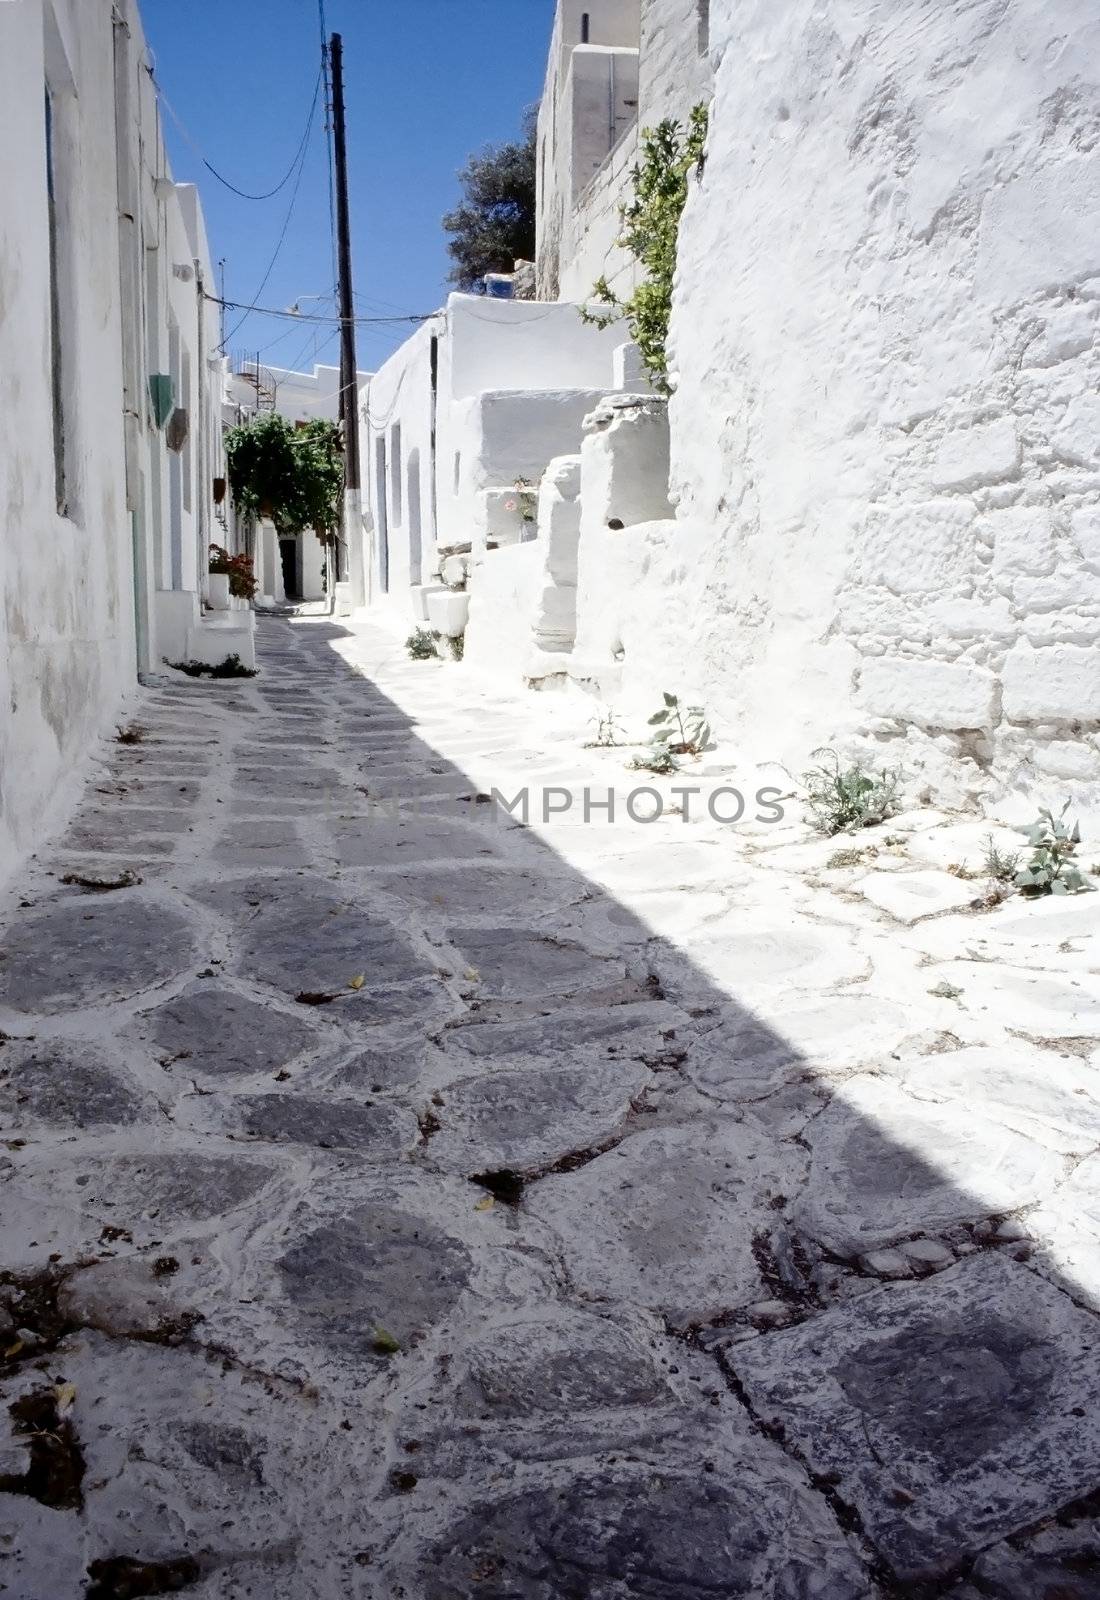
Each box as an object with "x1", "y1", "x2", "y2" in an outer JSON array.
[
  {"x1": 983, "y1": 835, "x2": 1021, "y2": 884},
  {"x1": 115, "y1": 725, "x2": 144, "y2": 745},
  {"x1": 627, "y1": 746, "x2": 681, "y2": 775},
  {"x1": 585, "y1": 707, "x2": 625, "y2": 748},
  {"x1": 803, "y1": 748, "x2": 900, "y2": 836},
  {"x1": 448, "y1": 632, "x2": 466, "y2": 663},
  {"x1": 646, "y1": 692, "x2": 711, "y2": 756},
  {"x1": 1015, "y1": 802, "x2": 1094, "y2": 896},
  {"x1": 946, "y1": 861, "x2": 978, "y2": 881},
  {"x1": 826, "y1": 846, "x2": 870, "y2": 869},
  {"x1": 168, "y1": 654, "x2": 257, "y2": 679},
  {"x1": 405, "y1": 627, "x2": 438, "y2": 661},
  {"x1": 928, "y1": 979, "x2": 964, "y2": 1000}
]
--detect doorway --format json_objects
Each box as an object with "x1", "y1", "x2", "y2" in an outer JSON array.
[
  {"x1": 407, "y1": 448, "x2": 422, "y2": 585},
  {"x1": 279, "y1": 537, "x2": 299, "y2": 600}
]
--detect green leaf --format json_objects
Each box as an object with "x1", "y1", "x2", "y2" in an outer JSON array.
[
  {"x1": 662, "y1": 692, "x2": 678, "y2": 707},
  {"x1": 372, "y1": 1327, "x2": 401, "y2": 1355},
  {"x1": 648, "y1": 710, "x2": 670, "y2": 724}
]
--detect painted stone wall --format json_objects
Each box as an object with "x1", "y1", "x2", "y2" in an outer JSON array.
[
  {"x1": 537, "y1": 0, "x2": 713, "y2": 304},
  {"x1": 0, "y1": 0, "x2": 135, "y2": 882},
  {"x1": 629, "y1": 0, "x2": 1100, "y2": 807}
]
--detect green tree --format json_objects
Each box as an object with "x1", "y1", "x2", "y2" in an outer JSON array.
[
  {"x1": 224, "y1": 413, "x2": 344, "y2": 541},
  {"x1": 443, "y1": 112, "x2": 537, "y2": 292},
  {"x1": 583, "y1": 105, "x2": 709, "y2": 392}
]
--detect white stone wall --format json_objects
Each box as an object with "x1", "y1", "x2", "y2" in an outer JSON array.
[
  {"x1": 609, "y1": 0, "x2": 1100, "y2": 805},
  {"x1": 0, "y1": 0, "x2": 225, "y2": 881},
  {"x1": 537, "y1": 0, "x2": 714, "y2": 303}
]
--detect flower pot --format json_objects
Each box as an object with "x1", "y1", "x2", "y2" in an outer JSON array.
[
  {"x1": 207, "y1": 572, "x2": 231, "y2": 611},
  {"x1": 426, "y1": 590, "x2": 469, "y2": 639}
]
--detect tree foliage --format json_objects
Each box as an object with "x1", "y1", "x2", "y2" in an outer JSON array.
[
  {"x1": 443, "y1": 112, "x2": 537, "y2": 292},
  {"x1": 224, "y1": 412, "x2": 344, "y2": 541},
  {"x1": 583, "y1": 105, "x2": 709, "y2": 392}
]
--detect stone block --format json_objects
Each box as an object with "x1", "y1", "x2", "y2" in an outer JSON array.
[
  {"x1": 931, "y1": 418, "x2": 1020, "y2": 493},
  {"x1": 987, "y1": 506, "x2": 1056, "y2": 578},
  {"x1": 858, "y1": 655, "x2": 997, "y2": 729},
  {"x1": 854, "y1": 869, "x2": 980, "y2": 923},
  {"x1": 731, "y1": 1252, "x2": 1100, "y2": 1584},
  {"x1": 1071, "y1": 506, "x2": 1100, "y2": 571},
  {"x1": 1053, "y1": 392, "x2": 1100, "y2": 468},
  {"x1": 856, "y1": 500, "x2": 975, "y2": 594},
  {"x1": 1002, "y1": 642, "x2": 1100, "y2": 722}
]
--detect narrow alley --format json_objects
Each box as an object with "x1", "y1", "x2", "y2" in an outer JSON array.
[{"x1": 0, "y1": 617, "x2": 1098, "y2": 1597}]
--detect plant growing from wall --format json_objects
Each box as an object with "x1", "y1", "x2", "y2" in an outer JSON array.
[
  {"x1": 803, "y1": 749, "x2": 900, "y2": 835},
  {"x1": 224, "y1": 413, "x2": 344, "y2": 541},
  {"x1": 582, "y1": 104, "x2": 709, "y2": 392},
  {"x1": 1014, "y1": 803, "x2": 1094, "y2": 896},
  {"x1": 208, "y1": 544, "x2": 258, "y2": 601},
  {"x1": 504, "y1": 477, "x2": 538, "y2": 530}
]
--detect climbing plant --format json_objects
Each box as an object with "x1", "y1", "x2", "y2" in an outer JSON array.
[
  {"x1": 582, "y1": 104, "x2": 709, "y2": 393},
  {"x1": 224, "y1": 413, "x2": 344, "y2": 541}
]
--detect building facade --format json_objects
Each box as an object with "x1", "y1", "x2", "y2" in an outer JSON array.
[
  {"x1": 0, "y1": 0, "x2": 228, "y2": 881},
  {"x1": 536, "y1": 0, "x2": 713, "y2": 302}
]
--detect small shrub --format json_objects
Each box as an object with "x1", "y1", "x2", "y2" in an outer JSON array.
[
  {"x1": 1014, "y1": 803, "x2": 1094, "y2": 896},
  {"x1": 115, "y1": 724, "x2": 144, "y2": 745},
  {"x1": 803, "y1": 748, "x2": 900, "y2": 836},
  {"x1": 406, "y1": 627, "x2": 439, "y2": 661},
  {"x1": 448, "y1": 632, "x2": 466, "y2": 662},
  {"x1": 168, "y1": 654, "x2": 257, "y2": 679}
]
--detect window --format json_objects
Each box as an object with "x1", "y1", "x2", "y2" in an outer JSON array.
[
  {"x1": 44, "y1": 88, "x2": 67, "y2": 513},
  {"x1": 581, "y1": 12, "x2": 590, "y2": 43}
]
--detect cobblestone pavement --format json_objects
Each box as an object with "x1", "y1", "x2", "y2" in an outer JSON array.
[{"x1": 1, "y1": 615, "x2": 1099, "y2": 1598}]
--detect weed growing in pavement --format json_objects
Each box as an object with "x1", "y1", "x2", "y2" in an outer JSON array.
[
  {"x1": 406, "y1": 627, "x2": 439, "y2": 661},
  {"x1": 1015, "y1": 803, "x2": 1094, "y2": 896},
  {"x1": 168, "y1": 654, "x2": 257, "y2": 679},
  {"x1": 803, "y1": 748, "x2": 900, "y2": 835}
]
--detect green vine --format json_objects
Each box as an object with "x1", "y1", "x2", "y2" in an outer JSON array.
[
  {"x1": 582, "y1": 104, "x2": 709, "y2": 393},
  {"x1": 224, "y1": 412, "x2": 344, "y2": 542}
]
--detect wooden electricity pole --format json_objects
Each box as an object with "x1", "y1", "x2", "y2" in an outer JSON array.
[{"x1": 328, "y1": 32, "x2": 364, "y2": 598}]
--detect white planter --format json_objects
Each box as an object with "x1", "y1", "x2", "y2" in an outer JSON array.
[
  {"x1": 426, "y1": 589, "x2": 470, "y2": 638},
  {"x1": 207, "y1": 571, "x2": 231, "y2": 611},
  {"x1": 410, "y1": 583, "x2": 448, "y2": 622}
]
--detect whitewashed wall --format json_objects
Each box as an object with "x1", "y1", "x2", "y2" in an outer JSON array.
[
  {"x1": 359, "y1": 295, "x2": 627, "y2": 617},
  {"x1": 591, "y1": 0, "x2": 1100, "y2": 807},
  {"x1": 538, "y1": 0, "x2": 714, "y2": 303},
  {"x1": 0, "y1": 0, "x2": 135, "y2": 882},
  {"x1": 0, "y1": 0, "x2": 225, "y2": 882}
]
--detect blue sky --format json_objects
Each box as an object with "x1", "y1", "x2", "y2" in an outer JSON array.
[{"x1": 142, "y1": 0, "x2": 555, "y2": 372}]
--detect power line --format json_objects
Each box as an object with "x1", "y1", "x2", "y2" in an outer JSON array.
[
  {"x1": 209, "y1": 293, "x2": 433, "y2": 327},
  {"x1": 220, "y1": 78, "x2": 323, "y2": 350},
  {"x1": 154, "y1": 69, "x2": 323, "y2": 203}
]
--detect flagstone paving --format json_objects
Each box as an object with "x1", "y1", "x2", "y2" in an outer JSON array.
[{"x1": 0, "y1": 615, "x2": 1099, "y2": 1597}]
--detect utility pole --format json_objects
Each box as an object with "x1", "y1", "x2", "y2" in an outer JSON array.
[{"x1": 329, "y1": 33, "x2": 366, "y2": 606}]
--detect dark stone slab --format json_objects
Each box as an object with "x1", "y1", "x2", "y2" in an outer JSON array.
[
  {"x1": 0, "y1": 895, "x2": 196, "y2": 1013},
  {"x1": 446, "y1": 927, "x2": 625, "y2": 1001},
  {"x1": 408, "y1": 1466, "x2": 870, "y2": 1598},
  {"x1": 278, "y1": 1206, "x2": 469, "y2": 1356},
  {"x1": 0, "y1": 1041, "x2": 146, "y2": 1129},
  {"x1": 232, "y1": 1092, "x2": 416, "y2": 1154},
  {"x1": 731, "y1": 1252, "x2": 1100, "y2": 1583},
  {"x1": 142, "y1": 984, "x2": 318, "y2": 1077},
  {"x1": 234, "y1": 891, "x2": 432, "y2": 995}
]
